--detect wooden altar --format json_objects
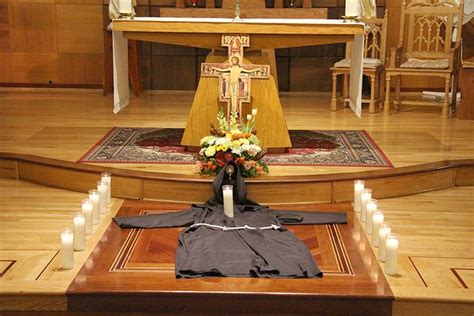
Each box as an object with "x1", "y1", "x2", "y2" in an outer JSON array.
[{"x1": 112, "y1": 18, "x2": 364, "y2": 148}]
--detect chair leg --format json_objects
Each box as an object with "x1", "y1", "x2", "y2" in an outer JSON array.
[
  {"x1": 442, "y1": 76, "x2": 451, "y2": 119},
  {"x1": 451, "y1": 72, "x2": 460, "y2": 110},
  {"x1": 383, "y1": 74, "x2": 391, "y2": 115},
  {"x1": 395, "y1": 75, "x2": 401, "y2": 111},
  {"x1": 379, "y1": 72, "x2": 385, "y2": 109},
  {"x1": 369, "y1": 74, "x2": 376, "y2": 113},
  {"x1": 330, "y1": 73, "x2": 338, "y2": 111}
]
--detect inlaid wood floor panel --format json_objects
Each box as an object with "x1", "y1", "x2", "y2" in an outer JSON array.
[
  {"x1": 373, "y1": 186, "x2": 474, "y2": 314},
  {"x1": 1, "y1": 89, "x2": 473, "y2": 176},
  {"x1": 0, "y1": 179, "x2": 124, "y2": 311},
  {"x1": 67, "y1": 201, "x2": 393, "y2": 315}
]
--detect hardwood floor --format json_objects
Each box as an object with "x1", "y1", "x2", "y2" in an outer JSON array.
[{"x1": 0, "y1": 88, "x2": 473, "y2": 176}]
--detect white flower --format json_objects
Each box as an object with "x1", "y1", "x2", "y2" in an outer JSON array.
[
  {"x1": 252, "y1": 108, "x2": 258, "y2": 116},
  {"x1": 205, "y1": 146, "x2": 216, "y2": 157},
  {"x1": 231, "y1": 147, "x2": 242, "y2": 155},
  {"x1": 215, "y1": 137, "x2": 228, "y2": 145},
  {"x1": 200, "y1": 136, "x2": 215, "y2": 146},
  {"x1": 247, "y1": 114, "x2": 253, "y2": 121}
]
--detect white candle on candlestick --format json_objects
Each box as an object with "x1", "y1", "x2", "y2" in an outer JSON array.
[
  {"x1": 360, "y1": 188, "x2": 372, "y2": 223},
  {"x1": 345, "y1": 0, "x2": 360, "y2": 17},
  {"x1": 385, "y1": 234, "x2": 399, "y2": 275},
  {"x1": 372, "y1": 210, "x2": 384, "y2": 246},
  {"x1": 81, "y1": 199, "x2": 93, "y2": 235},
  {"x1": 365, "y1": 199, "x2": 377, "y2": 234},
  {"x1": 119, "y1": 0, "x2": 133, "y2": 14},
  {"x1": 222, "y1": 185, "x2": 234, "y2": 218},
  {"x1": 61, "y1": 228, "x2": 74, "y2": 269},
  {"x1": 73, "y1": 213, "x2": 85, "y2": 251},
  {"x1": 89, "y1": 189, "x2": 100, "y2": 224},
  {"x1": 378, "y1": 223, "x2": 391, "y2": 262},
  {"x1": 97, "y1": 180, "x2": 107, "y2": 215},
  {"x1": 101, "y1": 172, "x2": 112, "y2": 205},
  {"x1": 353, "y1": 180, "x2": 364, "y2": 213}
]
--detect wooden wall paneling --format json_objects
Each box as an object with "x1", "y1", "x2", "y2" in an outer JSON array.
[
  {"x1": 455, "y1": 166, "x2": 474, "y2": 186},
  {"x1": 151, "y1": 55, "x2": 197, "y2": 90},
  {"x1": 290, "y1": 57, "x2": 338, "y2": 91},
  {"x1": 0, "y1": 159, "x2": 17, "y2": 179},
  {"x1": 247, "y1": 182, "x2": 332, "y2": 204},
  {"x1": 17, "y1": 162, "x2": 143, "y2": 199},
  {"x1": 56, "y1": 5, "x2": 103, "y2": 54},
  {"x1": 0, "y1": 2, "x2": 9, "y2": 52},
  {"x1": 56, "y1": 0, "x2": 103, "y2": 4},
  {"x1": 58, "y1": 53, "x2": 103, "y2": 84},
  {"x1": 8, "y1": 3, "x2": 57, "y2": 54},
  {"x1": 333, "y1": 169, "x2": 456, "y2": 202},
  {"x1": 11, "y1": 53, "x2": 58, "y2": 84},
  {"x1": 143, "y1": 179, "x2": 212, "y2": 202},
  {"x1": 0, "y1": 52, "x2": 11, "y2": 82}
]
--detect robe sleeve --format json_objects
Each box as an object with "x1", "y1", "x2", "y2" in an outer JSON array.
[
  {"x1": 114, "y1": 209, "x2": 196, "y2": 228},
  {"x1": 271, "y1": 210, "x2": 347, "y2": 225}
]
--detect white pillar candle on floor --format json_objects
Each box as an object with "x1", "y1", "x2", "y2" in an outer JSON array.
[
  {"x1": 372, "y1": 210, "x2": 384, "y2": 246},
  {"x1": 360, "y1": 188, "x2": 372, "y2": 223},
  {"x1": 97, "y1": 180, "x2": 108, "y2": 214},
  {"x1": 73, "y1": 213, "x2": 85, "y2": 251},
  {"x1": 353, "y1": 180, "x2": 364, "y2": 213},
  {"x1": 345, "y1": 0, "x2": 360, "y2": 17},
  {"x1": 89, "y1": 189, "x2": 100, "y2": 225},
  {"x1": 365, "y1": 199, "x2": 377, "y2": 234},
  {"x1": 101, "y1": 172, "x2": 112, "y2": 205},
  {"x1": 222, "y1": 185, "x2": 234, "y2": 218},
  {"x1": 81, "y1": 199, "x2": 93, "y2": 235},
  {"x1": 119, "y1": 0, "x2": 133, "y2": 14},
  {"x1": 60, "y1": 228, "x2": 74, "y2": 269},
  {"x1": 378, "y1": 223, "x2": 391, "y2": 262},
  {"x1": 385, "y1": 234, "x2": 399, "y2": 275}
]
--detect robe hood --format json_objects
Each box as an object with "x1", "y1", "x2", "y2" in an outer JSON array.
[{"x1": 212, "y1": 161, "x2": 247, "y2": 204}]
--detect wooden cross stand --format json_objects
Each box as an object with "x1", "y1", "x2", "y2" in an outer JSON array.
[{"x1": 200, "y1": 35, "x2": 270, "y2": 119}]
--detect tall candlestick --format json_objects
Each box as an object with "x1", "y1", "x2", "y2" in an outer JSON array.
[
  {"x1": 89, "y1": 189, "x2": 100, "y2": 225},
  {"x1": 372, "y1": 210, "x2": 384, "y2": 246},
  {"x1": 353, "y1": 180, "x2": 365, "y2": 213},
  {"x1": 345, "y1": 0, "x2": 360, "y2": 17},
  {"x1": 81, "y1": 199, "x2": 93, "y2": 235},
  {"x1": 378, "y1": 223, "x2": 391, "y2": 262},
  {"x1": 385, "y1": 234, "x2": 399, "y2": 275},
  {"x1": 61, "y1": 228, "x2": 74, "y2": 269},
  {"x1": 119, "y1": 0, "x2": 132, "y2": 14},
  {"x1": 101, "y1": 172, "x2": 112, "y2": 205},
  {"x1": 73, "y1": 213, "x2": 85, "y2": 251},
  {"x1": 222, "y1": 185, "x2": 234, "y2": 218},
  {"x1": 365, "y1": 199, "x2": 377, "y2": 234},
  {"x1": 97, "y1": 180, "x2": 107, "y2": 215},
  {"x1": 360, "y1": 188, "x2": 372, "y2": 223}
]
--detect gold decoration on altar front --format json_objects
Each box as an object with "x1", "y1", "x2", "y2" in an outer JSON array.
[{"x1": 200, "y1": 35, "x2": 270, "y2": 121}]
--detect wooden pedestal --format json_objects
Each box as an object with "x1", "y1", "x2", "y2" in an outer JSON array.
[{"x1": 458, "y1": 63, "x2": 474, "y2": 120}]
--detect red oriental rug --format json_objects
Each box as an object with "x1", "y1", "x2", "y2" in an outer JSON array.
[{"x1": 78, "y1": 128, "x2": 393, "y2": 168}]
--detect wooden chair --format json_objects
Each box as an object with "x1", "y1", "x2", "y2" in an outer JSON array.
[
  {"x1": 330, "y1": 11, "x2": 388, "y2": 114},
  {"x1": 383, "y1": 0, "x2": 464, "y2": 118}
]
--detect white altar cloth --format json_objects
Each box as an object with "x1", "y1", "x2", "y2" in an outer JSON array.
[{"x1": 112, "y1": 17, "x2": 363, "y2": 117}]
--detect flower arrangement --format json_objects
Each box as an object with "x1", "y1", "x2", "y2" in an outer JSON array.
[{"x1": 196, "y1": 109, "x2": 269, "y2": 177}]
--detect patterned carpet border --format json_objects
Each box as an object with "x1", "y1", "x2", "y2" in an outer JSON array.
[{"x1": 78, "y1": 127, "x2": 393, "y2": 168}]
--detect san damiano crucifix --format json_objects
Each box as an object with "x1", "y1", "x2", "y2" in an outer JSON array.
[{"x1": 200, "y1": 35, "x2": 270, "y2": 120}]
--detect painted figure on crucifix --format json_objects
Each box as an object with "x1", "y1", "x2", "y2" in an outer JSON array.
[{"x1": 201, "y1": 35, "x2": 270, "y2": 120}]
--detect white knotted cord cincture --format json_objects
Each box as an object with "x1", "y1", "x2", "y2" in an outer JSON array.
[{"x1": 189, "y1": 223, "x2": 280, "y2": 231}]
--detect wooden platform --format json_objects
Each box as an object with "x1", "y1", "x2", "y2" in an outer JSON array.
[{"x1": 66, "y1": 201, "x2": 393, "y2": 315}]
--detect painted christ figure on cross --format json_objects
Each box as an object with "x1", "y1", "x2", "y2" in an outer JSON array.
[{"x1": 201, "y1": 35, "x2": 270, "y2": 120}]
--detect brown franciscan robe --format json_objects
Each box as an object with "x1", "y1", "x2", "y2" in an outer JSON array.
[{"x1": 114, "y1": 162, "x2": 347, "y2": 278}]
